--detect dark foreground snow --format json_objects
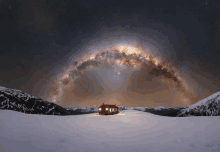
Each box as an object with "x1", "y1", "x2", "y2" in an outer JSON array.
[{"x1": 1, "y1": 110, "x2": 220, "y2": 152}]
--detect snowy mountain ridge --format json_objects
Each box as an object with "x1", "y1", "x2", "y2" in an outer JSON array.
[
  {"x1": 185, "y1": 91, "x2": 220, "y2": 110},
  {"x1": 64, "y1": 106, "x2": 146, "y2": 112},
  {"x1": 177, "y1": 91, "x2": 220, "y2": 117},
  {"x1": 1, "y1": 86, "x2": 220, "y2": 117},
  {"x1": 65, "y1": 106, "x2": 98, "y2": 112},
  {"x1": 64, "y1": 105, "x2": 132, "y2": 112},
  {"x1": 0, "y1": 86, "x2": 70, "y2": 115}
]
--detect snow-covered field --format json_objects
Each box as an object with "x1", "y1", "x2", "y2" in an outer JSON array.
[{"x1": 1, "y1": 109, "x2": 220, "y2": 152}]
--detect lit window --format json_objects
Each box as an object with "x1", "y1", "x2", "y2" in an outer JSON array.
[
  {"x1": 110, "y1": 108, "x2": 111, "y2": 112},
  {"x1": 106, "y1": 108, "x2": 108, "y2": 111},
  {"x1": 112, "y1": 108, "x2": 114, "y2": 111},
  {"x1": 99, "y1": 108, "x2": 101, "y2": 111}
]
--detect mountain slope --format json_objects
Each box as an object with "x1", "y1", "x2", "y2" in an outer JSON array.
[
  {"x1": 0, "y1": 86, "x2": 70, "y2": 115},
  {"x1": 177, "y1": 91, "x2": 220, "y2": 117},
  {"x1": 1, "y1": 86, "x2": 220, "y2": 117},
  {"x1": 136, "y1": 92, "x2": 220, "y2": 117}
]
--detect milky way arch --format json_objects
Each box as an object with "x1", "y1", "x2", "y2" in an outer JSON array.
[{"x1": 48, "y1": 43, "x2": 198, "y2": 108}]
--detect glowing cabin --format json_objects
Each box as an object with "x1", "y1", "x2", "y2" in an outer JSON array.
[{"x1": 98, "y1": 103, "x2": 119, "y2": 115}]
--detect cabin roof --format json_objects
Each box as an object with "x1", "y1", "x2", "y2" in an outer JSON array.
[{"x1": 98, "y1": 103, "x2": 118, "y2": 108}]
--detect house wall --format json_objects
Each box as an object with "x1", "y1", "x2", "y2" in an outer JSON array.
[{"x1": 98, "y1": 106, "x2": 118, "y2": 115}]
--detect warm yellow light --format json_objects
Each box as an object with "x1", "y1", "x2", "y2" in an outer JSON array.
[
  {"x1": 117, "y1": 46, "x2": 141, "y2": 55},
  {"x1": 144, "y1": 55, "x2": 150, "y2": 61},
  {"x1": 90, "y1": 54, "x2": 95, "y2": 59},
  {"x1": 115, "y1": 60, "x2": 123, "y2": 66},
  {"x1": 153, "y1": 58, "x2": 159, "y2": 66},
  {"x1": 62, "y1": 74, "x2": 69, "y2": 79}
]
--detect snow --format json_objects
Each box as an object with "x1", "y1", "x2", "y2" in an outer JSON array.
[
  {"x1": 1, "y1": 110, "x2": 220, "y2": 152},
  {"x1": 65, "y1": 106, "x2": 98, "y2": 113},
  {"x1": 0, "y1": 86, "x2": 6, "y2": 90},
  {"x1": 153, "y1": 106, "x2": 166, "y2": 110},
  {"x1": 130, "y1": 106, "x2": 147, "y2": 111}
]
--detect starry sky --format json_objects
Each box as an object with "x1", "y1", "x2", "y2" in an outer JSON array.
[{"x1": 0, "y1": 0, "x2": 220, "y2": 107}]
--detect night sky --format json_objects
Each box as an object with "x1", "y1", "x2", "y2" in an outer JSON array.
[{"x1": 1, "y1": 0, "x2": 220, "y2": 107}]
